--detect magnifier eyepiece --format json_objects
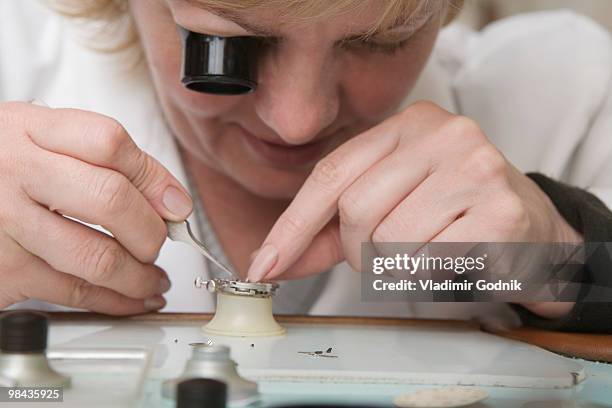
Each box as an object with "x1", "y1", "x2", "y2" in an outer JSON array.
[{"x1": 180, "y1": 27, "x2": 261, "y2": 95}]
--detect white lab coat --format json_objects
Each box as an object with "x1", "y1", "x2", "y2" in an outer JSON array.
[{"x1": 1, "y1": 2, "x2": 611, "y2": 323}]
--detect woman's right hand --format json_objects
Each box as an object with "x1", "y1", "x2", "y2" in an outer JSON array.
[{"x1": 0, "y1": 102, "x2": 193, "y2": 315}]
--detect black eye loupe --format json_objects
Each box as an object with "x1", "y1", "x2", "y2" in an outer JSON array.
[{"x1": 179, "y1": 27, "x2": 261, "y2": 95}]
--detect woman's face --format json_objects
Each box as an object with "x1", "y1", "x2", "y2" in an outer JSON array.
[{"x1": 130, "y1": 0, "x2": 446, "y2": 199}]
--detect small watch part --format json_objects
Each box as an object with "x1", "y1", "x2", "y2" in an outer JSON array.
[
  {"x1": 188, "y1": 340, "x2": 214, "y2": 347},
  {"x1": 196, "y1": 278, "x2": 279, "y2": 298},
  {"x1": 297, "y1": 347, "x2": 338, "y2": 358}
]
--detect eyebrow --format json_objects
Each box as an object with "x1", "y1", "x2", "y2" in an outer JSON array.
[
  {"x1": 185, "y1": 1, "x2": 276, "y2": 36},
  {"x1": 215, "y1": 9, "x2": 276, "y2": 36},
  {"x1": 184, "y1": 0, "x2": 438, "y2": 39}
]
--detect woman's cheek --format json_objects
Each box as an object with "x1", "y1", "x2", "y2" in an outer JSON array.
[
  {"x1": 171, "y1": 85, "x2": 241, "y2": 118},
  {"x1": 341, "y1": 57, "x2": 424, "y2": 121},
  {"x1": 341, "y1": 30, "x2": 439, "y2": 122}
]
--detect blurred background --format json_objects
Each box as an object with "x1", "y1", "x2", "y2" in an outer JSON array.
[{"x1": 457, "y1": 0, "x2": 612, "y2": 32}]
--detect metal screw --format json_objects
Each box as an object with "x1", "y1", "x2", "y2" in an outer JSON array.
[{"x1": 194, "y1": 276, "x2": 206, "y2": 289}]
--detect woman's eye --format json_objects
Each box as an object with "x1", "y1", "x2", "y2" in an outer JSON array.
[
  {"x1": 342, "y1": 38, "x2": 411, "y2": 55},
  {"x1": 258, "y1": 36, "x2": 280, "y2": 47},
  {"x1": 343, "y1": 12, "x2": 436, "y2": 55},
  {"x1": 359, "y1": 39, "x2": 411, "y2": 54}
]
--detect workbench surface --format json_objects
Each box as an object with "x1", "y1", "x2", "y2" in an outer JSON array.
[{"x1": 39, "y1": 314, "x2": 612, "y2": 407}]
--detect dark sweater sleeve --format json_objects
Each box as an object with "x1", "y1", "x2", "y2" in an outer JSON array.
[{"x1": 511, "y1": 173, "x2": 612, "y2": 333}]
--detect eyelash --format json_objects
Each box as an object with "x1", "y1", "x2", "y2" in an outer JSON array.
[
  {"x1": 349, "y1": 38, "x2": 412, "y2": 55},
  {"x1": 258, "y1": 36, "x2": 280, "y2": 47},
  {"x1": 351, "y1": 14, "x2": 435, "y2": 55},
  {"x1": 192, "y1": 13, "x2": 431, "y2": 56},
  {"x1": 255, "y1": 35, "x2": 411, "y2": 55}
]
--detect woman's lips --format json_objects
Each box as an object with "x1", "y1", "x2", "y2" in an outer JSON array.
[{"x1": 239, "y1": 127, "x2": 332, "y2": 168}]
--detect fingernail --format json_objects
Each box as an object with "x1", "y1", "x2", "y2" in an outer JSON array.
[
  {"x1": 159, "y1": 277, "x2": 171, "y2": 294},
  {"x1": 247, "y1": 244, "x2": 278, "y2": 282},
  {"x1": 163, "y1": 186, "x2": 193, "y2": 219},
  {"x1": 144, "y1": 296, "x2": 166, "y2": 311}
]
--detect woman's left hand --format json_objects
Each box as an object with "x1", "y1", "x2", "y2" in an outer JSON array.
[{"x1": 247, "y1": 101, "x2": 582, "y2": 318}]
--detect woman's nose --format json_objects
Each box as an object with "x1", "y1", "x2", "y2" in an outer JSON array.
[{"x1": 254, "y1": 45, "x2": 340, "y2": 145}]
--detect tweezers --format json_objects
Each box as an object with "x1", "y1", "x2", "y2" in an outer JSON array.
[{"x1": 166, "y1": 220, "x2": 236, "y2": 280}]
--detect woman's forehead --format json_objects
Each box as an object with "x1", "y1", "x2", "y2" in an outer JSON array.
[{"x1": 174, "y1": 0, "x2": 445, "y2": 36}]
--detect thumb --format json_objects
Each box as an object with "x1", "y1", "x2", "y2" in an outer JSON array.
[{"x1": 122, "y1": 150, "x2": 193, "y2": 221}]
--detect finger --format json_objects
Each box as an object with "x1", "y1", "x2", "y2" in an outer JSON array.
[
  {"x1": 5, "y1": 201, "x2": 170, "y2": 299},
  {"x1": 268, "y1": 218, "x2": 344, "y2": 280},
  {"x1": 247, "y1": 122, "x2": 401, "y2": 282},
  {"x1": 0, "y1": 231, "x2": 164, "y2": 314},
  {"x1": 248, "y1": 103, "x2": 453, "y2": 282},
  {"x1": 23, "y1": 149, "x2": 166, "y2": 263},
  {"x1": 0, "y1": 232, "x2": 32, "y2": 308},
  {"x1": 337, "y1": 143, "x2": 432, "y2": 266},
  {"x1": 431, "y1": 190, "x2": 529, "y2": 243},
  {"x1": 20, "y1": 256, "x2": 165, "y2": 315},
  {"x1": 371, "y1": 169, "x2": 476, "y2": 249},
  {"x1": 429, "y1": 210, "x2": 497, "y2": 243},
  {"x1": 13, "y1": 103, "x2": 192, "y2": 221}
]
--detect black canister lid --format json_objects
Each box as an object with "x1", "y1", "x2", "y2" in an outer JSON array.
[
  {"x1": 177, "y1": 378, "x2": 227, "y2": 408},
  {"x1": 0, "y1": 311, "x2": 48, "y2": 353}
]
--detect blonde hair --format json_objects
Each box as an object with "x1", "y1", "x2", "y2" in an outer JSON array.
[{"x1": 47, "y1": 0, "x2": 463, "y2": 51}]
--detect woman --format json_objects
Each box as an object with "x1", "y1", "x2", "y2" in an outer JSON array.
[{"x1": 0, "y1": 0, "x2": 611, "y2": 331}]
